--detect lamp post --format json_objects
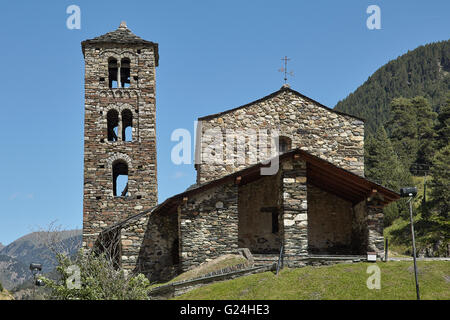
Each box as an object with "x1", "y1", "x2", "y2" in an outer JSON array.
[
  {"x1": 29, "y1": 263, "x2": 43, "y2": 300},
  {"x1": 400, "y1": 187, "x2": 420, "y2": 300}
]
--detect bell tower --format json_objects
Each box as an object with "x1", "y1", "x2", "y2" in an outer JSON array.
[{"x1": 81, "y1": 22, "x2": 159, "y2": 249}]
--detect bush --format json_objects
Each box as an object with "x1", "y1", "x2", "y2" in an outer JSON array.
[
  {"x1": 0, "y1": 281, "x2": 3, "y2": 292},
  {"x1": 40, "y1": 249, "x2": 150, "y2": 300}
]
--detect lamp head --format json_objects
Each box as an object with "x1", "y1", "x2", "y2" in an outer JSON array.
[{"x1": 400, "y1": 187, "x2": 417, "y2": 198}]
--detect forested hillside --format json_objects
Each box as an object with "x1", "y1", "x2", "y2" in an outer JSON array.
[
  {"x1": 335, "y1": 40, "x2": 450, "y2": 134},
  {"x1": 335, "y1": 40, "x2": 449, "y2": 256}
]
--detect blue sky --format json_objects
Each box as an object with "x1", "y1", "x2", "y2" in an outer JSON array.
[{"x1": 0, "y1": 0, "x2": 449, "y2": 245}]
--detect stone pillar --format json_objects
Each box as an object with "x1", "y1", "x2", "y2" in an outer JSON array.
[
  {"x1": 281, "y1": 158, "x2": 308, "y2": 263},
  {"x1": 366, "y1": 199, "x2": 385, "y2": 258}
]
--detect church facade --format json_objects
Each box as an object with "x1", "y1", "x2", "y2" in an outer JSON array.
[{"x1": 81, "y1": 23, "x2": 400, "y2": 282}]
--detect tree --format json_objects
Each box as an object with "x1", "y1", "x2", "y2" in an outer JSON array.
[
  {"x1": 412, "y1": 96, "x2": 438, "y2": 166},
  {"x1": 435, "y1": 94, "x2": 450, "y2": 150},
  {"x1": 429, "y1": 145, "x2": 450, "y2": 219},
  {"x1": 365, "y1": 126, "x2": 413, "y2": 225},
  {"x1": 386, "y1": 97, "x2": 418, "y2": 170}
]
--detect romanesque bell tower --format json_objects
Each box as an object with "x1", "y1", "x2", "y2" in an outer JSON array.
[{"x1": 81, "y1": 22, "x2": 159, "y2": 249}]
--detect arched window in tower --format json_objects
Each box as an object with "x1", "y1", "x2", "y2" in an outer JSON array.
[
  {"x1": 108, "y1": 58, "x2": 119, "y2": 88},
  {"x1": 112, "y1": 160, "x2": 129, "y2": 197},
  {"x1": 107, "y1": 109, "x2": 119, "y2": 142},
  {"x1": 122, "y1": 109, "x2": 133, "y2": 142},
  {"x1": 120, "y1": 58, "x2": 131, "y2": 88},
  {"x1": 278, "y1": 136, "x2": 292, "y2": 154}
]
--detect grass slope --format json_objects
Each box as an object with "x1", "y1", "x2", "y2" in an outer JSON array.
[{"x1": 175, "y1": 261, "x2": 450, "y2": 300}]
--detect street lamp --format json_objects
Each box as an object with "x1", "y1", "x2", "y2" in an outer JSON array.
[
  {"x1": 400, "y1": 187, "x2": 420, "y2": 300},
  {"x1": 29, "y1": 263, "x2": 44, "y2": 300}
]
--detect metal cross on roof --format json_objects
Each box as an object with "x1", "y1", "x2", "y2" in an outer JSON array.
[{"x1": 279, "y1": 56, "x2": 294, "y2": 84}]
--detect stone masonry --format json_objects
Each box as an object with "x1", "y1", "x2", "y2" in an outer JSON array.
[
  {"x1": 82, "y1": 23, "x2": 158, "y2": 253},
  {"x1": 196, "y1": 87, "x2": 365, "y2": 184},
  {"x1": 280, "y1": 158, "x2": 308, "y2": 265},
  {"x1": 179, "y1": 182, "x2": 239, "y2": 271}
]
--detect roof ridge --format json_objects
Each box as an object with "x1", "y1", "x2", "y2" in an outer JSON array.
[{"x1": 198, "y1": 86, "x2": 365, "y2": 122}]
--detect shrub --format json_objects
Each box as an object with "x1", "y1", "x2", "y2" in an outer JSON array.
[{"x1": 40, "y1": 249, "x2": 150, "y2": 300}]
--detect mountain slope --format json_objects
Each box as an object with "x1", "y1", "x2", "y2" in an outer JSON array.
[
  {"x1": 334, "y1": 40, "x2": 450, "y2": 134},
  {"x1": 0, "y1": 254, "x2": 31, "y2": 291},
  {"x1": 0, "y1": 230, "x2": 82, "y2": 291}
]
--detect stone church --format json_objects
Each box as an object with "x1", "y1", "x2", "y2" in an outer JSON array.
[{"x1": 81, "y1": 22, "x2": 400, "y2": 282}]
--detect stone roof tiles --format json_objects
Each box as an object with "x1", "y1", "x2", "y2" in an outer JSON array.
[{"x1": 81, "y1": 21, "x2": 159, "y2": 65}]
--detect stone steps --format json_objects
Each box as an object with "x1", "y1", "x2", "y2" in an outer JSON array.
[{"x1": 252, "y1": 254, "x2": 280, "y2": 266}]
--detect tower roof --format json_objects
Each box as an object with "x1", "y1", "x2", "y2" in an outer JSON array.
[{"x1": 81, "y1": 21, "x2": 159, "y2": 65}]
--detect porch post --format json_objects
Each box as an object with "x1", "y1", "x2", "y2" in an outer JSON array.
[
  {"x1": 366, "y1": 198, "x2": 385, "y2": 259},
  {"x1": 281, "y1": 157, "x2": 308, "y2": 266}
]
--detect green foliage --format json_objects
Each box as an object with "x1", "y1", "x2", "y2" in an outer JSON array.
[
  {"x1": 364, "y1": 126, "x2": 413, "y2": 225},
  {"x1": 0, "y1": 281, "x2": 3, "y2": 292},
  {"x1": 412, "y1": 96, "x2": 438, "y2": 165},
  {"x1": 385, "y1": 213, "x2": 450, "y2": 257},
  {"x1": 385, "y1": 97, "x2": 419, "y2": 169},
  {"x1": 429, "y1": 145, "x2": 450, "y2": 219},
  {"x1": 40, "y1": 249, "x2": 150, "y2": 300},
  {"x1": 335, "y1": 40, "x2": 450, "y2": 135},
  {"x1": 435, "y1": 94, "x2": 450, "y2": 150}
]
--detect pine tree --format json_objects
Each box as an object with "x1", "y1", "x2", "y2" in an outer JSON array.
[
  {"x1": 386, "y1": 97, "x2": 418, "y2": 170},
  {"x1": 429, "y1": 145, "x2": 450, "y2": 219},
  {"x1": 435, "y1": 94, "x2": 450, "y2": 150},
  {"x1": 365, "y1": 126, "x2": 413, "y2": 225},
  {"x1": 412, "y1": 96, "x2": 438, "y2": 166}
]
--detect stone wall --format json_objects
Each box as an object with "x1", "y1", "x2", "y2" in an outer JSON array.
[
  {"x1": 120, "y1": 211, "x2": 179, "y2": 282},
  {"x1": 366, "y1": 197, "x2": 385, "y2": 258},
  {"x1": 196, "y1": 88, "x2": 364, "y2": 184},
  {"x1": 238, "y1": 173, "x2": 281, "y2": 253},
  {"x1": 82, "y1": 42, "x2": 158, "y2": 249},
  {"x1": 307, "y1": 184, "x2": 353, "y2": 254},
  {"x1": 281, "y1": 158, "x2": 308, "y2": 264},
  {"x1": 180, "y1": 183, "x2": 239, "y2": 271}
]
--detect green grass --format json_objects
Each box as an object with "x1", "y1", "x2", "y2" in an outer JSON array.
[{"x1": 174, "y1": 261, "x2": 450, "y2": 300}]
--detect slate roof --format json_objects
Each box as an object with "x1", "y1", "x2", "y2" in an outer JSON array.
[
  {"x1": 101, "y1": 148, "x2": 400, "y2": 234},
  {"x1": 198, "y1": 85, "x2": 365, "y2": 122},
  {"x1": 81, "y1": 22, "x2": 159, "y2": 65}
]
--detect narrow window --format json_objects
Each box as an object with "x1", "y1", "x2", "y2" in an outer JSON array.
[
  {"x1": 108, "y1": 58, "x2": 118, "y2": 88},
  {"x1": 107, "y1": 110, "x2": 119, "y2": 142},
  {"x1": 122, "y1": 109, "x2": 133, "y2": 142},
  {"x1": 112, "y1": 160, "x2": 129, "y2": 197},
  {"x1": 278, "y1": 136, "x2": 292, "y2": 154},
  {"x1": 120, "y1": 58, "x2": 131, "y2": 88},
  {"x1": 172, "y1": 238, "x2": 180, "y2": 264},
  {"x1": 272, "y1": 210, "x2": 279, "y2": 234}
]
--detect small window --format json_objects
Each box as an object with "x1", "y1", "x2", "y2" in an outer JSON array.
[
  {"x1": 108, "y1": 58, "x2": 118, "y2": 88},
  {"x1": 120, "y1": 58, "x2": 131, "y2": 88},
  {"x1": 122, "y1": 109, "x2": 133, "y2": 142},
  {"x1": 112, "y1": 160, "x2": 129, "y2": 197},
  {"x1": 272, "y1": 210, "x2": 279, "y2": 234},
  {"x1": 107, "y1": 110, "x2": 119, "y2": 141},
  {"x1": 278, "y1": 136, "x2": 292, "y2": 154}
]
